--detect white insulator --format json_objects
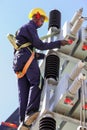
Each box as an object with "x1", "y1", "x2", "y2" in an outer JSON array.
[
  {"x1": 77, "y1": 125, "x2": 87, "y2": 130},
  {"x1": 71, "y1": 17, "x2": 84, "y2": 35},
  {"x1": 70, "y1": 8, "x2": 83, "y2": 26},
  {"x1": 69, "y1": 60, "x2": 85, "y2": 81},
  {"x1": 43, "y1": 113, "x2": 53, "y2": 118},
  {"x1": 47, "y1": 78, "x2": 58, "y2": 86},
  {"x1": 68, "y1": 73, "x2": 86, "y2": 95}
]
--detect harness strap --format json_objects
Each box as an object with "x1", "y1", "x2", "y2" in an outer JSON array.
[
  {"x1": 17, "y1": 42, "x2": 31, "y2": 50},
  {"x1": 7, "y1": 34, "x2": 32, "y2": 50},
  {"x1": 7, "y1": 34, "x2": 35, "y2": 79},
  {"x1": 16, "y1": 52, "x2": 35, "y2": 78}
]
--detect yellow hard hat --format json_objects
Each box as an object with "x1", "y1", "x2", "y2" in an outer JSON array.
[{"x1": 28, "y1": 8, "x2": 48, "y2": 22}]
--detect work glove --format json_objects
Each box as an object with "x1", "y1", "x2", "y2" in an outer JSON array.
[{"x1": 60, "y1": 40, "x2": 69, "y2": 46}]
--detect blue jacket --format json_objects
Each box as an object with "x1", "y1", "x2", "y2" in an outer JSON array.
[{"x1": 13, "y1": 20, "x2": 61, "y2": 72}]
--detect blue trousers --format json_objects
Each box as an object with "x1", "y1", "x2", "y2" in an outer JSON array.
[{"x1": 17, "y1": 58, "x2": 43, "y2": 122}]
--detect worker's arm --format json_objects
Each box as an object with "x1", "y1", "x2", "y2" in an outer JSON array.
[{"x1": 28, "y1": 26, "x2": 68, "y2": 50}]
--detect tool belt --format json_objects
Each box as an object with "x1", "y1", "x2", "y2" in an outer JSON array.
[{"x1": 7, "y1": 33, "x2": 35, "y2": 78}]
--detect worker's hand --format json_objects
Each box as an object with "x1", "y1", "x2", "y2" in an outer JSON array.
[{"x1": 60, "y1": 40, "x2": 68, "y2": 46}]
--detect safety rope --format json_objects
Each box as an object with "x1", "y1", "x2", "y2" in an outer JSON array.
[{"x1": 40, "y1": 31, "x2": 59, "y2": 40}]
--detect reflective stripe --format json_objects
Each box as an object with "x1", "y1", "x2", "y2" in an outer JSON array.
[{"x1": 16, "y1": 52, "x2": 35, "y2": 78}]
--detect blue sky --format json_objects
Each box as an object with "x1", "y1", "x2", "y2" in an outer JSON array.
[{"x1": 0, "y1": 0, "x2": 87, "y2": 123}]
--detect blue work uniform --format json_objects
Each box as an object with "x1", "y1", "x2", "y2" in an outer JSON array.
[{"x1": 13, "y1": 20, "x2": 61, "y2": 122}]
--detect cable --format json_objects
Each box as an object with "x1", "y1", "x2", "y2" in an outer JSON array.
[{"x1": 80, "y1": 79, "x2": 86, "y2": 128}]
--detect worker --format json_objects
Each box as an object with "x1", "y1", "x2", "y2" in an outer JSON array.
[{"x1": 13, "y1": 8, "x2": 69, "y2": 129}]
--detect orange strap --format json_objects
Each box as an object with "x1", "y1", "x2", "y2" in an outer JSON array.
[{"x1": 16, "y1": 52, "x2": 35, "y2": 78}]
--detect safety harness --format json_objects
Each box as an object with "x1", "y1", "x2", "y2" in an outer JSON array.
[
  {"x1": 7, "y1": 31, "x2": 59, "y2": 78},
  {"x1": 7, "y1": 34, "x2": 35, "y2": 78}
]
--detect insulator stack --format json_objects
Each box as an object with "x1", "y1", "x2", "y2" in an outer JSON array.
[
  {"x1": 44, "y1": 54, "x2": 60, "y2": 80},
  {"x1": 71, "y1": 17, "x2": 84, "y2": 35},
  {"x1": 69, "y1": 60, "x2": 85, "y2": 81},
  {"x1": 70, "y1": 8, "x2": 83, "y2": 25},
  {"x1": 48, "y1": 9, "x2": 61, "y2": 29},
  {"x1": 39, "y1": 116, "x2": 56, "y2": 130},
  {"x1": 77, "y1": 125, "x2": 87, "y2": 130},
  {"x1": 68, "y1": 73, "x2": 86, "y2": 95}
]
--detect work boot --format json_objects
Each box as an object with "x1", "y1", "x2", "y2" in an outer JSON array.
[
  {"x1": 17, "y1": 122, "x2": 31, "y2": 130},
  {"x1": 25, "y1": 112, "x2": 39, "y2": 125},
  {"x1": 17, "y1": 112, "x2": 39, "y2": 130}
]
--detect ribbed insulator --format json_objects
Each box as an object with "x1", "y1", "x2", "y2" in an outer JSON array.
[
  {"x1": 39, "y1": 117, "x2": 56, "y2": 130},
  {"x1": 44, "y1": 54, "x2": 60, "y2": 80},
  {"x1": 48, "y1": 9, "x2": 61, "y2": 29}
]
